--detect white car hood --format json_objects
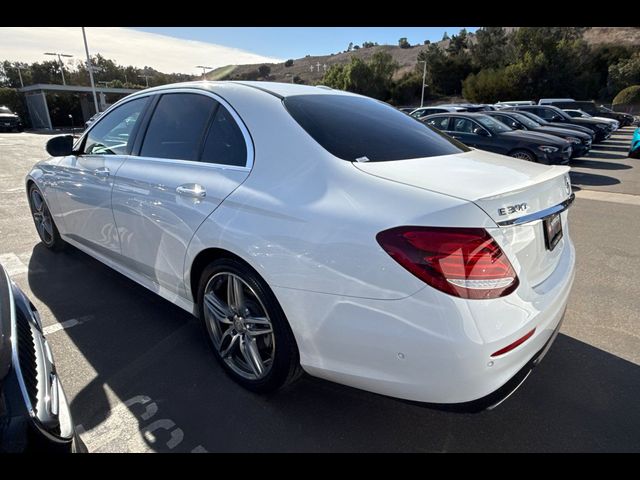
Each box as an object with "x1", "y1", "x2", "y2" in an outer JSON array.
[{"x1": 353, "y1": 149, "x2": 571, "y2": 224}]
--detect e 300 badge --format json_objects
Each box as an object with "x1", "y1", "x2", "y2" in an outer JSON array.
[{"x1": 498, "y1": 203, "x2": 529, "y2": 216}]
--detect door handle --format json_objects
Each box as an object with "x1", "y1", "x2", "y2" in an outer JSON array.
[
  {"x1": 176, "y1": 183, "x2": 206, "y2": 198},
  {"x1": 94, "y1": 167, "x2": 110, "y2": 177}
]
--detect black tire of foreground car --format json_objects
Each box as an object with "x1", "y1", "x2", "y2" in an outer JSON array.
[
  {"x1": 28, "y1": 184, "x2": 65, "y2": 251},
  {"x1": 197, "y1": 258, "x2": 303, "y2": 392},
  {"x1": 509, "y1": 149, "x2": 536, "y2": 162}
]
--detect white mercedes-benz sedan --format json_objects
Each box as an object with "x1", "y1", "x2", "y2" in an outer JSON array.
[{"x1": 26, "y1": 81, "x2": 575, "y2": 411}]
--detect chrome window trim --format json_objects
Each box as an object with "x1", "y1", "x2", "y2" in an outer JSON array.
[
  {"x1": 133, "y1": 87, "x2": 254, "y2": 171},
  {"x1": 76, "y1": 86, "x2": 255, "y2": 172},
  {"x1": 497, "y1": 193, "x2": 575, "y2": 226}
]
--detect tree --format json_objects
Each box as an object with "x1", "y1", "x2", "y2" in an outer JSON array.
[
  {"x1": 320, "y1": 51, "x2": 398, "y2": 100},
  {"x1": 284, "y1": 59, "x2": 294, "y2": 67},
  {"x1": 423, "y1": 40, "x2": 431, "y2": 45},
  {"x1": 462, "y1": 68, "x2": 517, "y2": 103},
  {"x1": 417, "y1": 44, "x2": 473, "y2": 96},
  {"x1": 398, "y1": 37, "x2": 411, "y2": 49},
  {"x1": 442, "y1": 32, "x2": 450, "y2": 41},
  {"x1": 608, "y1": 52, "x2": 640, "y2": 96},
  {"x1": 390, "y1": 72, "x2": 426, "y2": 105},
  {"x1": 470, "y1": 27, "x2": 514, "y2": 70},
  {"x1": 353, "y1": 45, "x2": 360, "y2": 50},
  {"x1": 258, "y1": 65, "x2": 271, "y2": 78},
  {"x1": 347, "y1": 42, "x2": 353, "y2": 52},
  {"x1": 447, "y1": 28, "x2": 468, "y2": 55}
]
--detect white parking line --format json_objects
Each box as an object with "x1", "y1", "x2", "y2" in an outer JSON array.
[
  {"x1": 575, "y1": 189, "x2": 640, "y2": 207},
  {"x1": 42, "y1": 315, "x2": 93, "y2": 335},
  {"x1": 0, "y1": 253, "x2": 28, "y2": 276}
]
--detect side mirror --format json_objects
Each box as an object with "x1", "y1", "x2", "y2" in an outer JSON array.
[
  {"x1": 474, "y1": 128, "x2": 489, "y2": 137},
  {"x1": 45, "y1": 135, "x2": 74, "y2": 157}
]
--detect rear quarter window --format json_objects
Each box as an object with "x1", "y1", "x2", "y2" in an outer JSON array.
[{"x1": 283, "y1": 94, "x2": 469, "y2": 162}]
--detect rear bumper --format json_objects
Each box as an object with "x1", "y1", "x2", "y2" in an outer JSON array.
[
  {"x1": 277, "y1": 235, "x2": 576, "y2": 406},
  {"x1": 418, "y1": 310, "x2": 565, "y2": 413}
]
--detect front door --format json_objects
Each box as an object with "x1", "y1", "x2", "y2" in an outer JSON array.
[
  {"x1": 111, "y1": 91, "x2": 253, "y2": 299},
  {"x1": 53, "y1": 96, "x2": 150, "y2": 258},
  {"x1": 449, "y1": 117, "x2": 496, "y2": 152}
]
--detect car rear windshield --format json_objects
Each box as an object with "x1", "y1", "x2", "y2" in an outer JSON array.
[{"x1": 283, "y1": 94, "x2": 469, "y2": 162}]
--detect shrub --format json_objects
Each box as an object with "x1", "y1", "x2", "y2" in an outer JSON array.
[
  {"x1": 258, "y1": 65, "x2": 271, "y2": 78},
  {"x1": 284, "y1": 59, "x2": 294, "y2": 67},
  {"x1": 613, "y1": 85, "x2": 640, "y2": 106}
]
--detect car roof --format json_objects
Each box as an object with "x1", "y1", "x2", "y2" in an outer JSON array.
[
  {"x1": 425, "y1": 112, "x2": 490, "y2": 118},
  {"x1": 130, "y1": 80, "x2": 353, "y2": 100}
]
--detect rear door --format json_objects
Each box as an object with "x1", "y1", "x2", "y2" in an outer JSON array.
[{"x1": 111, "y1": 90, "x2": 253, "y2": 298}]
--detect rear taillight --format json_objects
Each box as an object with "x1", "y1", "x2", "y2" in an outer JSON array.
[{"x1": 376, "y1": 226, "x2": 519, "y2": 299}]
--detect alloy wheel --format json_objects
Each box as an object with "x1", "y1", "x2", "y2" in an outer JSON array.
[
  {"x1": 30, "y1": 188, "x2": 54, "y2": 245},
  {"x1": 512, "y1": 151, "x2": 534, "y2": 161},
  {"x1": 202, "y1": 272, "x2": 275, "y2": 381}
]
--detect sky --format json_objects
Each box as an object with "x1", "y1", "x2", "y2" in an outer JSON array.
[
  {"x1": 0, "y1": 27, "x2": 477, "y2": 76},
  {"x1": 132, "y1": 27, "x2": 478, "y2": 59}
]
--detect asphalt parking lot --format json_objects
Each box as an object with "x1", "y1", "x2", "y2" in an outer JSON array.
[{"x1": 1, "y1": 127, "x2": 639, "y2": 452}]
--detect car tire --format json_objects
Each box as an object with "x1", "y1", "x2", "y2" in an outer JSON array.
[
  {"x1": 28, "y1": 184, "x2": 65, "y2": 251},
  {"x1": 509, "y1": 149, "x2": 537, "y2": 162},
  {"x1": 197, "y1": 257, "x2": 303, "y2": 393}
]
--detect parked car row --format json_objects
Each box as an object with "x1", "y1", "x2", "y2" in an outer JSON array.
[
  {"x1": 484, "y1": 111, "x2": 592, "y2": 158},
  {"x1": 423, "y1": 112, "x2": 573, "y2": 165},
  {"x1": 409, "y1": 98, "x2": 635, "y2": 129},
  {"x1": 405, "y1": 96, "x2": 639, "y2": 164}
]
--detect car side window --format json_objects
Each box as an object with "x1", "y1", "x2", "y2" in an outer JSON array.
[
  {"x1": 452, "y1": 118, "x2": 475, "y2": 133},
  {"x1": 140, "y1": 93, "x2": 217, "y2": 161},
  {"x1": 536, "y1": 108, "x2": 554, "y2": 120},
  {"x1": 501, "y1": 116, "x2": 520, "y2": 129},
  {"x1": 83, "y1": 97, "x2": 148, "y2": 155},
  {"x1": 200, "y1": 105, "x2": 248, "y2": 167},
  {"x1": 425, "y1": 116, "x2": 450, "y2": 130}
]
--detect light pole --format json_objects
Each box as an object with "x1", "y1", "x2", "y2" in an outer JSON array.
[
  {"x1": 196, "y1": 65, "x2": 212, "y2": 80},
  {"x1": 82, "y1": 27, "x2": 100, "y2": 114},
  {"x1": 418, "y1": 60, "x2": 429, "y2": 108},
  {"x1": 137, "y1": 74, "x2": 150, "y2": 88},
  {"x1": 44, "y1": 52, "x2": 73, "y2": 85},
  {"x1": 12, "y1": 63, "x2": 25, "y2": 88}
]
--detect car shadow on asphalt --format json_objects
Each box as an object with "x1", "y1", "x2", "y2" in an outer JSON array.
[
  {"x1": 569, "y1": 171, "x2": 621, "y2": 187},
  {"x1": 585, "y1": 152, "x2": 629, "y2": 160},
  {"x1": 570, "y1": 159, "x2": 632, "y2": 170},
  {"x1": 590, "y1": 145, "x2": 631, "y2": 153},
  {"x1": 26, "y1": 243, "x2": 640, "y2": 452},
  {"x1": 601, "y1": 142, "x2": 631, "y2": 148}
]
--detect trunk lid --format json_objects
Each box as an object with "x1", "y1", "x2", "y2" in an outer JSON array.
[{"x1": 353, "y1": 149, "x2": 573, "y2": 287}]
